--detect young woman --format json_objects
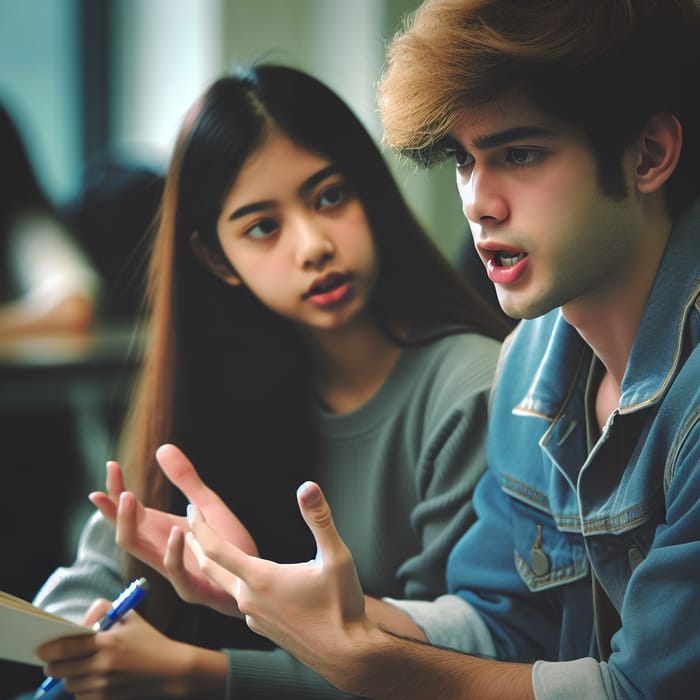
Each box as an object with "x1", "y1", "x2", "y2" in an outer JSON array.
[{"x1": 32, "y1": 64, "x2": 510, "y2": 699}]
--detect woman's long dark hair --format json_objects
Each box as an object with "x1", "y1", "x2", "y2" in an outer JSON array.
[{"x1": 120, "y1": 64, "x2": 510, "y2": 642}]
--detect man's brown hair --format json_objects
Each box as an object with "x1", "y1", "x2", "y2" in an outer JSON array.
[{"x1": 379, "y1": 0, "x2": 700, "y2": 215}]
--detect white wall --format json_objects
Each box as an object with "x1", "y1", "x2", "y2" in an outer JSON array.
[
  {"x1": 223, "y1": 0, "x2": 384, "y2": 139},
  {"x1": 110, "y1": 0, "x2": 225, "y2": 168}
]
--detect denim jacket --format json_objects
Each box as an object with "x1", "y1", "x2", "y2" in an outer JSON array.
[{"x1": 444, "y1": 200, "x2": 700, "y2": 699}]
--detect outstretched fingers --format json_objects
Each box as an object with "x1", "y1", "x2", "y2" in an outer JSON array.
[
  {"x1": 296, "y1": 481, "x2": 365, "y2": 617},
  {"x1": 111, "y1": 491, "x2": 167, "y2": 576},
  {"x1": 186, "y1": 484, "x2": 368, "y2": 678},
  {"x1": 296, "y1": 481, "x2": 347, "y2": 563},
  {"x1": 115, "y1": 490, "x2": 140, "y2": 549},
  {"x1": 87, "y1": 460, "x2": 127, "y2": 523},
  {"x1": 185, "y1": 531, "x2": 243, "y2": 594},
  {"x1": 155, "y1": 444, "x2": 208, "y2": 500},
  {"x1": 185, "y1": 505, "x2": 253, "y2": 583},
  {"x1": 156, "y1": 443, "x2": 258, "y2": 556},
  {"x1": 88, "y1": 490, "x2": 117, "y2": 522},
  {"x1": 105, "y1": 459, "x2": 126, "y2": 496},
  {"x1": 163, "y1": 525, "x2": 187, "y2": 577},
  {"x1": 163, "y1": 525, "x2": 243, "y2": 617}
]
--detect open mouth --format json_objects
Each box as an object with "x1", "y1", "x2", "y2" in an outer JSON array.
[
  {"x1": 494, "y1": 251, "x2": 527, "y2": 268},
  {"x1": 484, "y1": 247, "x2": 529, "y2": 285},
  {"x1": 305, "y1": 272, "x2": 349, "y2": 298}
]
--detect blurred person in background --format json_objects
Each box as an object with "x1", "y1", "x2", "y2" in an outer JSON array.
[{"x1": 0, "y1": 101, "x2": 99, "y2": 336}]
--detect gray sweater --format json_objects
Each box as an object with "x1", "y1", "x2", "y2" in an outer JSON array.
[{"x1": 34, "y1": 331, "x2": 501, "y2": 699}]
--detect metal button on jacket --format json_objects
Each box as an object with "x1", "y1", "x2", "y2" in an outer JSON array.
[{"x1": 530, "y1": 524, "x2": 550, "y2": 576}]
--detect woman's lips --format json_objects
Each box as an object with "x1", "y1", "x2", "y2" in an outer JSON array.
[{"x1": 305, "y1": 272, "x2": 352, "y2": 307}]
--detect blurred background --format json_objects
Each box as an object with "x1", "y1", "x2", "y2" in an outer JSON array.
[
  {"x1": 0, "y1": 1, "x2": 477, "y2": 694},
  {"x1": 0, "y1": 0, "x2": 466, "y2": 259}
]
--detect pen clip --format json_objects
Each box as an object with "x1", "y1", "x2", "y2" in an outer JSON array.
[
  {"x1": 112, "y1": 577, "x2": 145, "y2": 608},
  {"x1": 92, "y1": 577, "x2": 148, "y2": 631}
]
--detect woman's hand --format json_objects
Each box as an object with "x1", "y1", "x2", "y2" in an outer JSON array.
[
  {"x1": 89, "y1": 444, "x2": 256, "y2": 616},
  {"x1": 185, "y1": 481, "x2": 376, "y2": 686},
  {"x1": 36, "y1": 598, "x2": 228, "y2": 699}
]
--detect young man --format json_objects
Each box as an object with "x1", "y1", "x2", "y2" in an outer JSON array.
[{"x1": 70, "y1": 1, "x2": 700, "y2": 698}]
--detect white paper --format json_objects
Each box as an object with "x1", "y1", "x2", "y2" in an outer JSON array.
[{"x1": 0, "y1": 590, "x2": 93, "y2": 666}]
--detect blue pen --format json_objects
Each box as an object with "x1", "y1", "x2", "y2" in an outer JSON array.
[{"x1": 33, "y1": 577, "x2": 149, "y2": 699}]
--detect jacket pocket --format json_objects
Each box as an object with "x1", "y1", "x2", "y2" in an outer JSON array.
[{"x1": 509, "y1": 499, "x2": 589, "y2": 591}]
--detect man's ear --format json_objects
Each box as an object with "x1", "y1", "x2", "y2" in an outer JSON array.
[
  {"x1": 190, "y1": 231, "x2": 242, "y2": 286},
  {"x1": 634, "y1": 112, "x2": 682, "y2": 195}
]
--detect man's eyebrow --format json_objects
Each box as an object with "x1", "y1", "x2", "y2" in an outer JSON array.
[
  {"x1": 472, "y1": 126, "x2": 556, "y2": 150},
  {"x1": 228, "y1": 164, "x2": 339, "y2": 221}
]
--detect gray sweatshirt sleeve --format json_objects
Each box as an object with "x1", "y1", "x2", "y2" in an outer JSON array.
[
  {"x1": 33, "y1": 511, "x2": 125, "y2": 624},
  {"x1": 400, "y1": 372, "x2": 493, "y2": 600},
  {"x1": 224, "y1": 647, "x2": 362, "y2": 700}
]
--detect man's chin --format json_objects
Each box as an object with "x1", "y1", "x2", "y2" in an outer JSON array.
[{"x1": 497, "y1": 292, "x2": 554, "y2": 321}]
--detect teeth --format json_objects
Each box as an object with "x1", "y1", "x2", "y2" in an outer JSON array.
[{"x1": 498, "y1": 252, "x2": 526, "y2": 267}]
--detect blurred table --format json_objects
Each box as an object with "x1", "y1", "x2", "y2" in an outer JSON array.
[{"x1": 0, "y1": 322, "x2": 141, "y2": 400}]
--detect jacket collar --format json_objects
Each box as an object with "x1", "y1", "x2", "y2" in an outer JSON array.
[
  {"x1": 621, "y1": 198, "x2": 700, "y2": 411},
  {"x1": 518, "y1": 198, "x2": 700, "y2": 417}
]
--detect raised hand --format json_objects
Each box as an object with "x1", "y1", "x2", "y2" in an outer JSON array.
[
  {"x1": 89, "y1": 444, "x2": 257, "y2": 616},
  {"x1": 185, "y1": 481, "x2": 375, "y2": 686},
  {"x1": 88, "y1": 462, "x2": 186, "y2": 575}
]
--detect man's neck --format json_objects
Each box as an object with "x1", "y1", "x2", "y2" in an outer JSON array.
[{"x1": 563, "y1": 205, "x2": 673, "y2": 387}]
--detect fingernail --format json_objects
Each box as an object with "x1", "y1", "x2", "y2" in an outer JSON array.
[
  {"x1": 297, "y1": 481, "x2": 321, "y2": 508},
  {"x1": 186, "y1": 503, "x2": 194, "y2": 523}
]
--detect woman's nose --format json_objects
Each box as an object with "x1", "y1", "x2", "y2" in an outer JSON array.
[{"x1": 295, "y1": 219, "x2": 334, "y2": 268}]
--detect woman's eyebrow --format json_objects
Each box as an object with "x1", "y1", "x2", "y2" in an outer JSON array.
[
  {"x1": 299, "y1": 165, "x2": 339, "y2": 196},
  {"x1": 229, "y1": 200, "x2": 274, "y2": 221},
  {"x1": 228, "y1": 165, "x2": 339, "y2": 221}
]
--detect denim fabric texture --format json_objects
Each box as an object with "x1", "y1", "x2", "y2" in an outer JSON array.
[{"x1": 447, "y1": 200, "x2": 700, "y2": 698}]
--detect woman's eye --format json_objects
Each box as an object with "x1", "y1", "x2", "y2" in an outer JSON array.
[
  {"x1": 509, "y1": 148, "x2": 544, "y2": 167},
  {"x1": 246, "y1": 218, "x2": 279, "y2": 239},
  {"x1": 317, "y1": 184, "x2": 347, "y2": 209}
]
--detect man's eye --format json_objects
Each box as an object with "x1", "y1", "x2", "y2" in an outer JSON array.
[
  {"x1": 318, "y1": 184, "x2": 347, "y2": 209},
  {"x1": 509, "y1": 149, "x2": 543, "y2": 166},
  {"x1": 447, "y1": 147, "x2": 473, "y2": 168},
  {"x1": 246, "y1": 218, "x2": 279, "y2": 239}
]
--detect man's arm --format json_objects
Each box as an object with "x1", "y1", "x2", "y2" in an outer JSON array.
[
  {"x1": 350, "y1": 629, "x2": 534, "y2": 700},
  {"x1": 184, "y1": 480, "x2": 536, "y2": 699}
]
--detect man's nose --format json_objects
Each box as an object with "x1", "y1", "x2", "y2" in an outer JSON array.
[{"x1": 459, "y1": 167, "x2": 509, "y2": 225}]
